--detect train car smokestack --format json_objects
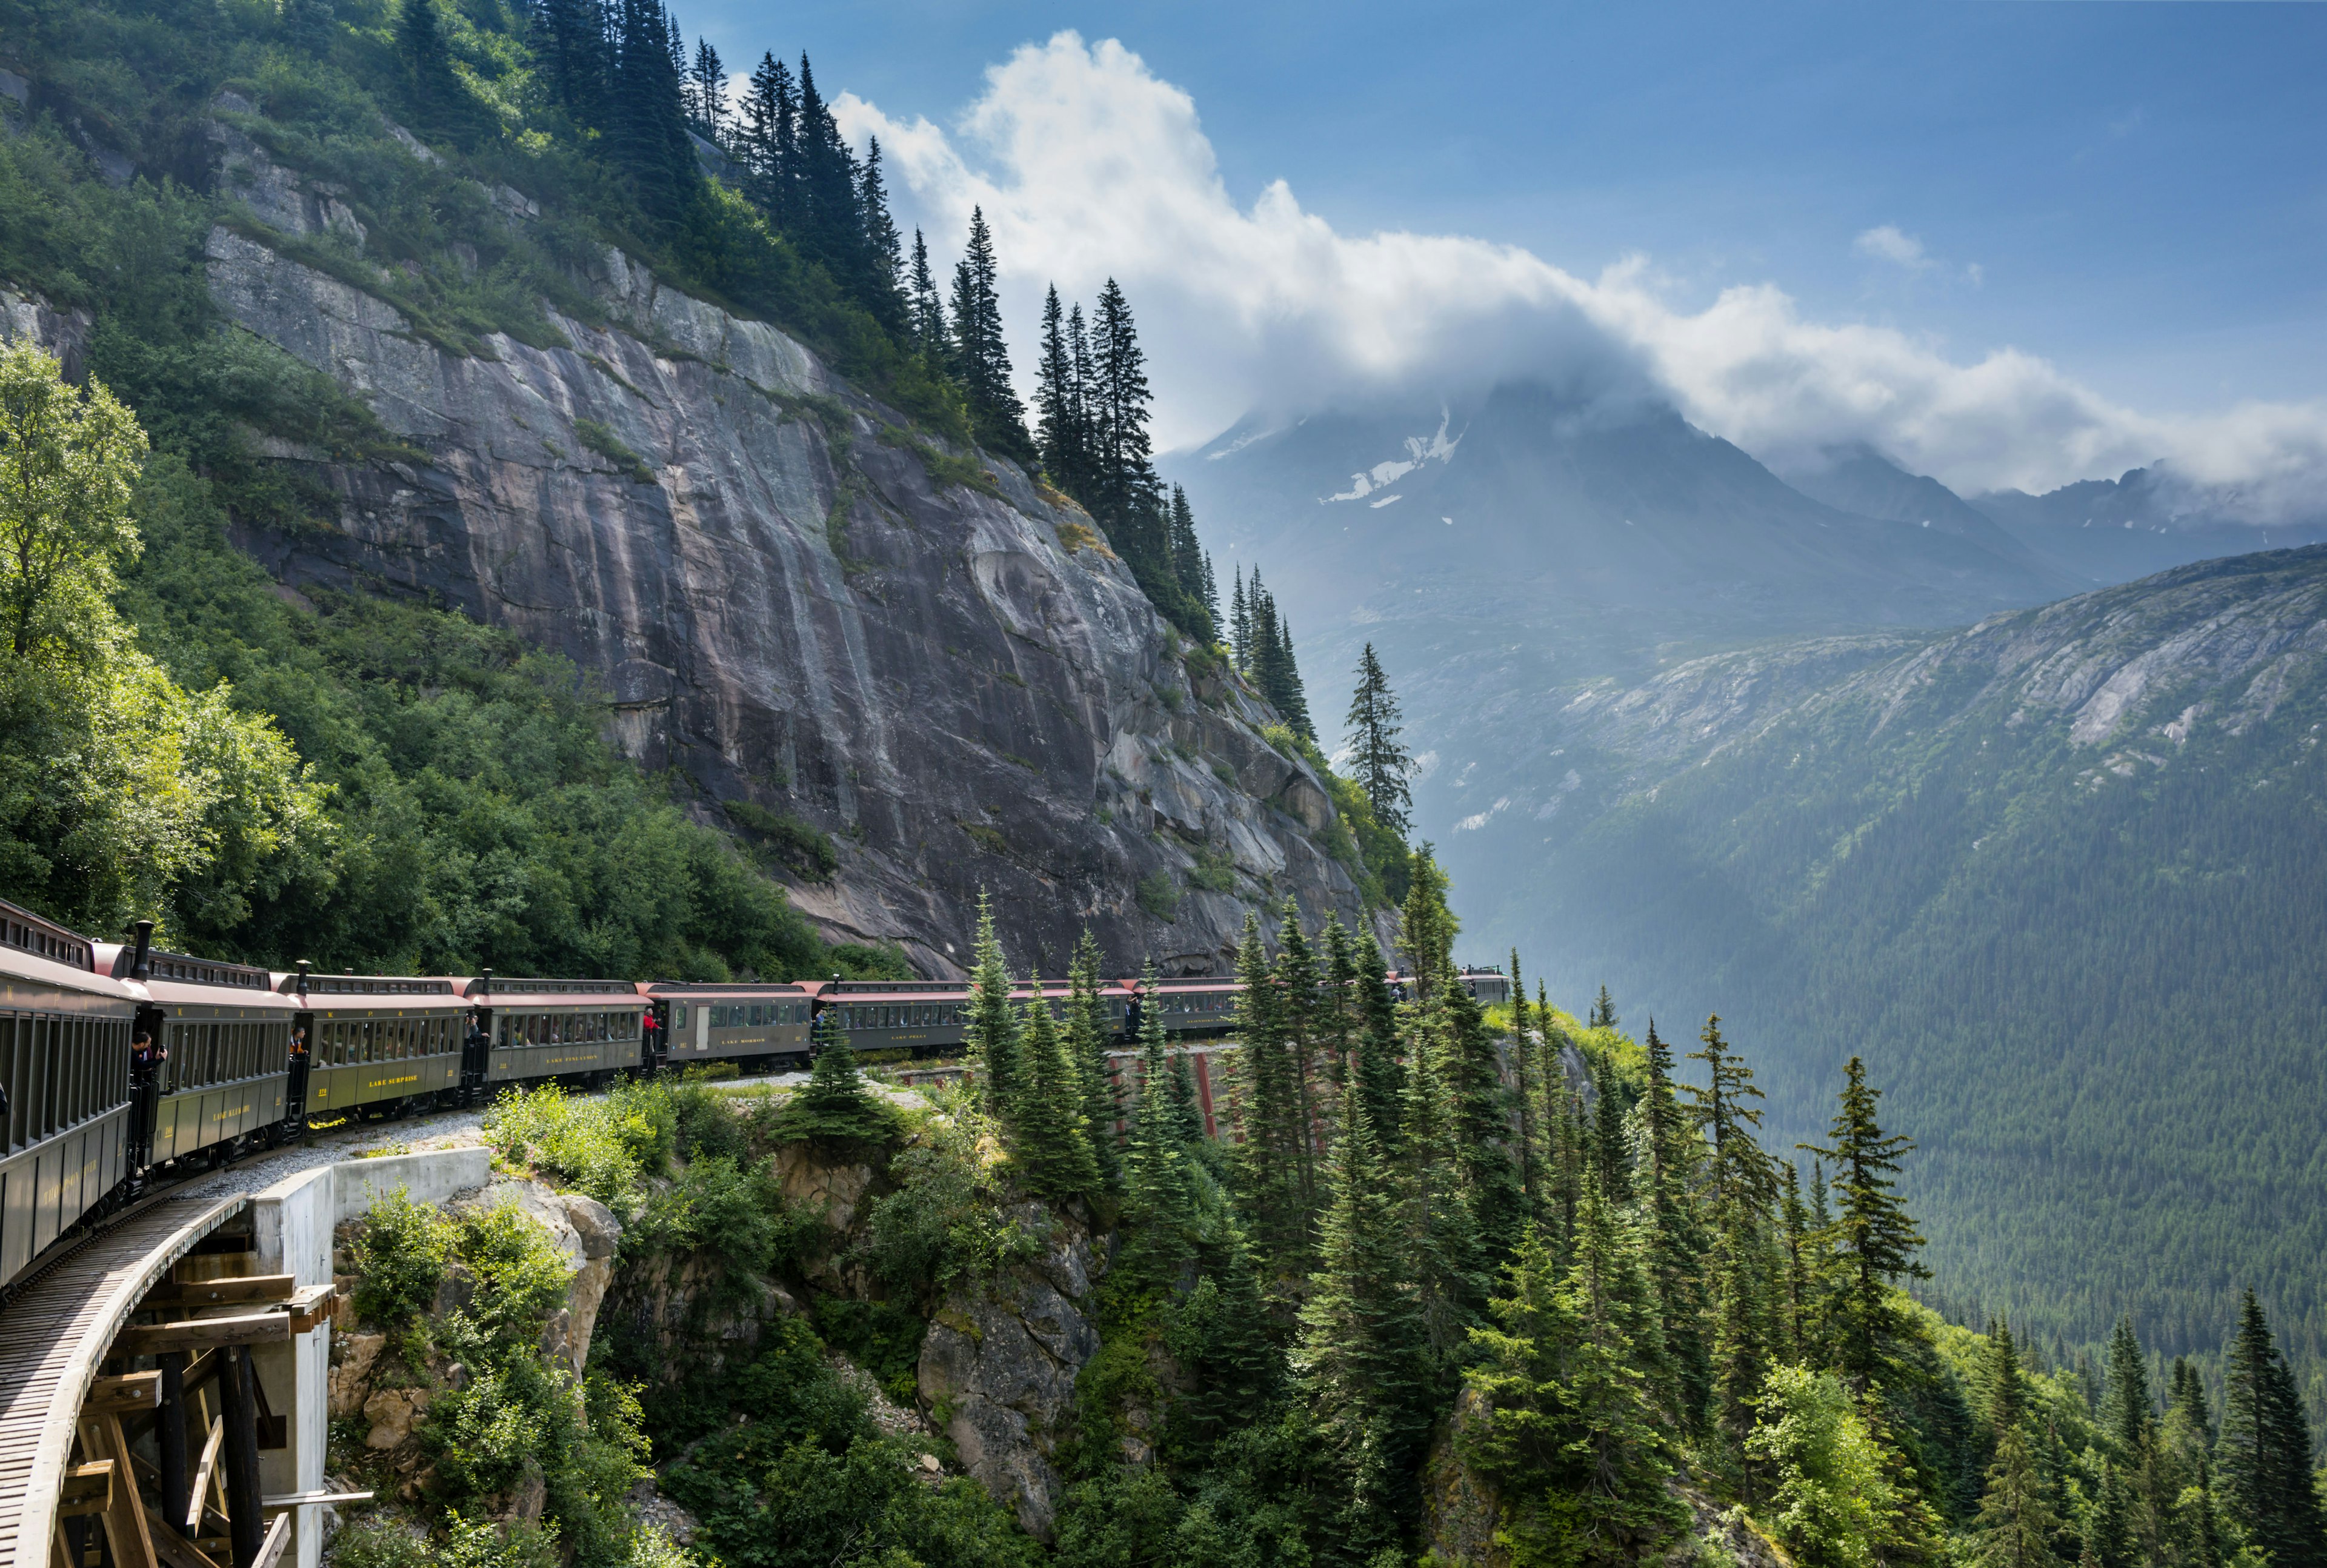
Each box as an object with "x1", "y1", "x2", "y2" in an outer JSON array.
[
  {"x1": 295, "y1": 959, "x2": 310, "y2": 1002},
  {"x1": 131, "y1": 920, "x2": 153, "y2": 982},
  {"x1": 480, "y1": 966, "x2": 491, "y2": 997}
]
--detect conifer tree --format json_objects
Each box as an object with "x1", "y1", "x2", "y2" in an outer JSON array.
[
  {"x1": 1172, "y1": 1224, "x2": 1279, "y2": 1461},
  {"x1": 1319, "y1": 914, "x2": 1362, "y2": 1092},
  {"x1": 1011, "y1": 980, "x2": 1100, "y2": 1201},
  {"x1": 1121, "y1": 962, "x2": 1196, "y2": 1284},
  {"x1": 1034, "y1": 285, "x2": 1082, "y2": 487},
  {"x1": 1230, "y1": 566, "x2": 1251, "y2": 670},
  {"x1": 1976, "y1": 1419, "x2": 2063, "y2": 1568},
  {"x1": 609, "y1": 0, "x2": 696, "y2": 216},
  {"x1": 1169, "y1": 486, "x2": 1209, "y2": 622},
  {"x1": 1352, "y1": 922, "x2": 1406, "y2": 1155},
  {"x1": 1778, "y1": 1159, "x2": 1816, "y2": 1364},
  {"x1": 1232, "y1": 912, "x2": 1304, "y2": 1275},
  {"x1": 786, "y1": 1006, "x2": 890, "y2": 1139},
  {"x1": 963, "y1": 892, "x2": 1022, "y2": 1114},
  {"x1": 907, "y1": 228, "x2": 946, "y2": 363},
  {"x1": 1274, "y1": 901, "x2": 1325, "y2": 1247},
  {"x1": 1166, "y1": 1046, "x2": 1206, "y2": 1150},
  {"x1": 1273, "y1": 611, "x2": 1315, "y2": 739},
  {"x1": 2219, "y1": 1288, "x2": 2326, "y2": 1568},
  {"x1": 1446, "y1": 969, "x2": 1524, "y2": 1263},
  {"x1": 1090, "y1": 277, "x2": 1160, "y2": 533},
  {"x1": 739, "y1": 52, "x2": 796, "y2": 222},
  {"x1": 685, "y1": 38, "x2": 724, "y2": 139},
  {"x1": 1294, "y1": 1082, "x2": 1426, "y2": 1550},
  {"x1": 856, "y1": 138, "x2": 905, "y2": 327},
  {"x1": 1345, "y1": 643, "x2": 1413, "y2": 840},
  {"x1": 2102, "y1": 1315, "x2": 2153, "y2": 1461},
  {"x1": 394, "y1": 0, "x2": 477, "y2": 142},
  {"x1": 1593, "y1": 1055, "x2": 1633, "y2": 1207},
  {"x1": 1590, "y1": 984, "x2": 1618, "y2": 1031},
  {"x1": 1799, "y1": 1056, "x2": 1929, "y2": 1382},
  {"x1": 1686, "y1": 1014, "x2": 1777, "y2": 1212},
  {"x1": 1509, "y1": 952, "x2": 1540, "y2": 1211},
  {"x1": 1638, "y1": 1020, "x2": 1709, "y2": 1430},
  {"x1": 1397, "y1": 1005, "x2": 1478, "y2": 1362},
  {"x1": 1065, "y1": 930, "x2": 1122, "y2": 1189},
  {"x1": 536, "y1": 0, "x2": 610, "y2": 125},
  {"x1": 948, "y1": 210, "x2": 1034, "y2": 462}
]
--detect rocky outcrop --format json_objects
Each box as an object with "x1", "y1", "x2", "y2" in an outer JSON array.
[
  {"x1": 189, "y1": 119, "x2": 1372, "y2": 975},
  {"x1": 465, "y1": 1177, "x2": 624, "y2": 1374},
  {"x1": 916, "y1": 1204, "x2": 1104, "y2": 1543}
]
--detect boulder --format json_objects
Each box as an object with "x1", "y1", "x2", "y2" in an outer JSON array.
[{"x1": 328, "y1": 1331, "x2": 385, "y2": 1419}]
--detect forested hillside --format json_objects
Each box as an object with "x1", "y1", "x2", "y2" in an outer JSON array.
[
  {"x1": 327, "y1": 857, "x2": 2327, "y2": 1568},
  {"x1": 1495, "y1": 547, "x2": 2327, "y2": 1405}
]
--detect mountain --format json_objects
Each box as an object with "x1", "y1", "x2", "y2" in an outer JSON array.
[
  {"x1": 1774, "y1": 440, "x2": 2078, "y2": 582},
  {"x1": 1488, "y1": 545, "x2": 2327, "y2": 1371},
  {"x1": 0, "y1": 40, "x2": 1374, "y2": 978},
  {"x1": 1977, "y1": 465, "x2": 2327, "y2": 585},
  {"x1": 1180, "y1": 385, "x2": 2083, "y2": 659}
]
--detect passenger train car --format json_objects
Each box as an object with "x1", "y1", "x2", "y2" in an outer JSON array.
[
  {"x1": 0, "y1": 883, "x2": 1512, "y2": 1291},
  {"x1": 0, "y1": 900, "x2": 138, "y2": 1283},
  {"x1": 100, "y1": 936, "x2": 299, "y2": 1169}
]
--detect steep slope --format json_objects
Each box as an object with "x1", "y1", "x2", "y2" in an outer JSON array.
[
  {"x1": 1490, "y1": 546, "x2": 2327, "y2": 1369},
  {"x1": 180, "y1": 125, "x2": 1363, "y2": 976},
  {"x1": 1775, "y1": 441, "x2": 2079, "y2": 585}
]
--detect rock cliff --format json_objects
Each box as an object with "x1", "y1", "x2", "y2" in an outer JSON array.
[{"x1": 187, "y1": 119, "x2": 1370, "y2": 975}]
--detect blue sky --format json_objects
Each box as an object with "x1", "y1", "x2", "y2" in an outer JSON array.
[{"x1": 677, "y1": 1, "x2": 2327, "y2": 496}]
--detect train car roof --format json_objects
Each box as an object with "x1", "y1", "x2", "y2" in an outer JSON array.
[
  {"x1": 276, "y1": 972, "x2": 468, "y2": 1005},
  {"x1": 96, "y1": 942, "x2": 301, "y2": 1012},
  {"x1": 0, "y1": 900, "x2": 136, "y2": 1003},
  {"x1": 456, "y1": 976, "x2": 646, "y2": 1008},
  {"x1": 638, "y1": 980, "x2": 811, "y2": 998}
]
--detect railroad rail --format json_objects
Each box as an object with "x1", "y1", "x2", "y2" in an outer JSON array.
[{"x1": 0, "y1": 1193, "x2": 245, "y2": 1568}]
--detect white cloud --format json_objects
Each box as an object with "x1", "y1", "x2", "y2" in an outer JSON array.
[
  {"x1": 1855, "y1": 225, "x2": 1933, "y2": 271},
  {"x1": 836, "y1": 32, "x2": 2327, "y2": 508}
]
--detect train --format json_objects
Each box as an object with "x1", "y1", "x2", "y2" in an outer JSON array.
[{"x1": 0, "y1": 891, "x2": 1508, "y2": 1291}]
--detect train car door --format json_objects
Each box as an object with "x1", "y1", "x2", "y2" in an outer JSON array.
[
  {"x1": 285, "y1": 963, "x2": 314, "y2": 1124},
  {"x1": 695, "y1": 1005, "x2": 710, "y2": 1052}
]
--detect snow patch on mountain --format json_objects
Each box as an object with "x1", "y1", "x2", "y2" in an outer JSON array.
[{"x1": 1321, "y1": 407, "x2": 1465, "y2": 503}]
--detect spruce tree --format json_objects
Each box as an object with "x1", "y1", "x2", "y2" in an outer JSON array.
[
  {"x1": 1120, "y1": 962, "x2": 1196, "y2": 1284},
  {"x1": 1166, "y1": 1046, "x2": 1206, "y2": 1151},
  {"x1": 1065, "y1": 930, "x2": 1122, "y2": 1189},
  {"x1": 907, "y1": 228, "x2": 946, "y2": 364},
  {"x1": 1778, "y1": 1160, "x2": 1816, "y2": 1365},
  {"x1": 1397, "y1": 1005, "x2": 1478, "y2": 1362},
  {"x1": 1509, "y1": 951, "x2": 1540, "y2": 1211},
  {"x1": 394, "y1": 0, "x2": 475, "y2": 142},
  {"x1": 1799, "y1": 1056, "x2": 1929, "y2": 1383},
  {"x1": 856, "y1": 138, "x2": 906, "y2": 328},
  {"x1": 1639, "y1": 1020, "x2": 1710, "y2": 1431},
  {"x1": 1274, "y1": 900, "x2": 1325, "y2": 1249},
  {"x1": 2102, "y1": 1315, "x2": 2153, "y2": 1461},
  {"x1": 1685, "y1": 1014, "x2": 1776, "y2": 1211},
  {"x1": 963, "y1": 892, "x2": 1022, "y2": 1114},
  {"x1": 1273, "y1": 612, "x2": 1314, "y2": 739},
  {"x1": 948, "y1": 209, "x2": 1034, "y2": 462},
  {"x1": 739, "y1": 52, "x2": 796, "y2": 223},
  {"x1": 1446, "y1": 969, "x2": 1523, "y2": 1263},
  {"x1": 610, "y1": 0, "x2": 696, "y2": 218},
  {"x1": 1590, "y1": 984, "x2": 1618, "y2": 1031},
  {"x1": 1975, "y1": 1421, "x2": 2063, "y2": 1568},
  {"x1": 2219, "y1": 1288, "x2": 2326, "y2": 1568},
  {"x1": 1592, "y1": 1055, "x2": 1633, "y2": 1206},
  {"x1": 786, "y1": 1006, "x2": 890, "y2": 1139},
  {"x1": 685, "y1": 38, "x2": 724, "y2": 139},
  {"x1": 1345, "y1": 643, "x2": 1413, "y2": 840},
  {"x1": 1034, "y1": 285, "x2": 1080, "y2": 488},
  {"x1": 1230, "y1": 566, "x2": 1251, "y2": 670},
  {"x1": 1011, "y1": 980, "x2": 1100, "y2": 1201},
  {"x1": 1232, "y1": 912, "x2": 1304, "y2": 1275},
  {"x1": 536, "y1": 0, "x2": 610, "y2": 125},
  {"x1": 1352, "y1": 919, "x2": 1406, "y2": 1154},
  {"x1": 1294, "y1": 1082, "x2": 1426, "y2": 1551}
]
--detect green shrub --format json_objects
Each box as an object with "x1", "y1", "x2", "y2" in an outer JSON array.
[
  {"x1": 446, "y1": 1202, "x2": 574, "y2": 1360},
  {"x1": 1136, "y1": 871, "x2": 1180, "y2": 921},
  {"x1": 721, "y1": 800, "x2": 839, "y2": 882},
  {"x1": 441, "y1": 1512, "x2": 561, "y2": 1568},
  {"x1": 857, "y1": 1115, "x2": 1036, "y2": 1304},
  {"x1": 811, "y1": 1297, "x2": 927, "y2": 1406},
  {"x1": 485, "y1": 1081, "x2": 677, "y2": 1214},
  {"x1": 572, "y1": 419, "x2": 654, "y2": 485},
  {"x1": 350, "y1": 1186, "x2": 452, "y2": 1330},
  {"x1": 1185, "y1": 847, "x2": 1237, "y2": 894},
  {"x1": 328, "y1": 1517, "x2": 433, "y2": 1568}
]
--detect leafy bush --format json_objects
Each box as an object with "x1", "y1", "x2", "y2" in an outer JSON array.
[
  {"x1": 485, "y1": 1081, "x2": 677, "y2": 1214},
  {"x1": 857, "y1": 1114, "x2": 1036, "y2": 1304},
  {"x1": 350, "y1": 1186, "x2": 452, "y2": 1330},
  {"x1": 328, "y1": 1517, "x2": 434, "y2": 1568},
  {"x1": 440, "y1": 1512, "x2": 561, "y2": 1568},
  {"x1": 1136, "y1": 871, "x2": 1180, "y2": 921},
  {"x1": 631, "y1": 1153, "x2": 817, "y2": 1278},
  {"x1": 721, "y1": 800, "x2": 839, "y2": 882},
  {"x1": 1746, "y1": 1364, "x2": 1905, "y2": 1568},
  {"x1": 572, "y1": 419, "x2": 655, "y2": 485},
  {"x1": 445, "y1": 1201, "x2": 575, "y2": 1361},
  {"x1": 811, "y1": 1297, "x2": 927, "y2": 1407}
]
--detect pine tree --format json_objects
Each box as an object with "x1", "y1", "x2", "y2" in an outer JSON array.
[
  {"x1": 738, "y1": 51, "x2": 796, "y2": 222},
  {"x1": 1685, "y1": 1014, "x2": 1776, "y2": 1212},
  {"x1": 1120, "y1": 962, "x2": 1196, "y2": 1284},
  {"x1": 1171, "y1": 1224, "x2": 1279, "y2": 1461},
  {"x1": 963, "y1": 892, "x2": 1022, "y2": 1115},
  {"x1": 1230, "y1": 566, "x2": 1251, "y2": 670},
  {"x1": 1034, "y1": 286, "x2": 1080, "y2": 488},
  {"x1": 1397, "y1": 1004, "x2": 1478, "y2": 1363},
  {"x1": 786, "y1": 1006, "x2": 890, "y2": 1139},
  {"x1": 1232, "y1": 912, "x2": 1305, "y2": 1275},
  {"x1": 907, "y1": 228, "x2": 945, "y2": 364},
  {"x1": 1294, "y1": 1081, "x2": 1426, "y2": 1551},
  {"x1": 1274, "y1": 900, "x2": 1325, "y2": 1252},
  {"x1": 1352, "y1": 919, "x2": 1406, "y2": 1154},
  {"x1": 394, "y1": 0, "x2": 476, "y2": 142},
  {"x1": 1065, "y1": 930, "x2": 1122, "y2": 1189},
  {"x1": 534, "y1": 0, "x2": 609, "y2": 126},
  {"x1": 1090, "y1": 278, "x2": 1159, "y2": 531},
  {"x1": 1011, "y1": 980, "x2": 1100, "y2": 1201},
  {"x1": 1200, "y1": 552, "x2": 1220, "y2": 630},
  {"x1": 1590, "y1": 984, "x2": 1617, "y2": 1031},
  {"x1": 1639, "y1": 1020, "x2": 1709, "y2": 1431},
  {"x1": 1167, "y1": 1046, "x2": 1206, "y2": 1150},
  {"x1": 948, "y1": 210, "x2": 1033, "y2": 462},
  {"x1": 1799, "y1": 1056, "x2": 1929, "y2": 1383},
  {"x1": 685, "y1": 38, "x2": 724, "y2": 140},
  {"x1": 1065, "y1": 301, "x2": 1094, "y2": 490},
  {"x1": 1446, "y1": 969, "x2": 1523, "y2": 1264},
  {"x1": 1510, "y1": 951, "x2": 1540, "y2": 1212},
  {"x1": 1777, "y1": 1160, "x2": 1815, "y2": 1365},
  {"x1": 1168, "y1": 485, "x2": 1212, "y2": 635},
  {"x1": 2219, "y1": 1288, "x2": 2326, "y2": 1568},
  {"x1": 1345, "y1": 643, "x2": 1413, "y2": 840},
  {"x1": 794, "y1": 56, "x2": 868, "y2": 279},
  {"x1": 609, "y1": 0, "x2": 695, "y2": 218},
  {"x1": 1975, "y1": 1422, "x2": 2063, "y2": 1568},
  {"x1": 2102, "y1": 1315, "x2": 2153, "y2": 1461},
  {"x1": 856, "y1": 138, "x2": 905, "y2": 329},
  {"x1": 1273, "y1": 612, "x2": 1315, "y2": 739},
  {"x1": 1593, "y1": 1055, "x2": 1633, "y2": 1206}
]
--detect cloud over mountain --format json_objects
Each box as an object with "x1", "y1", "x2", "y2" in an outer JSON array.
[{"x1": 837, "y1": 32, "x2": 2327, "y2": 511}]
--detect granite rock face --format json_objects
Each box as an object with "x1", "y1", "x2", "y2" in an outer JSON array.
[{"x1": 193, "y1": 125, "x2": 1371, "y2": 974}]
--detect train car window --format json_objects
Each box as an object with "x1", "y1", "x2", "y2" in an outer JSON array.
[{"x1": 1, "y1": 1014, "x2": 18, "y2": 1151}]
